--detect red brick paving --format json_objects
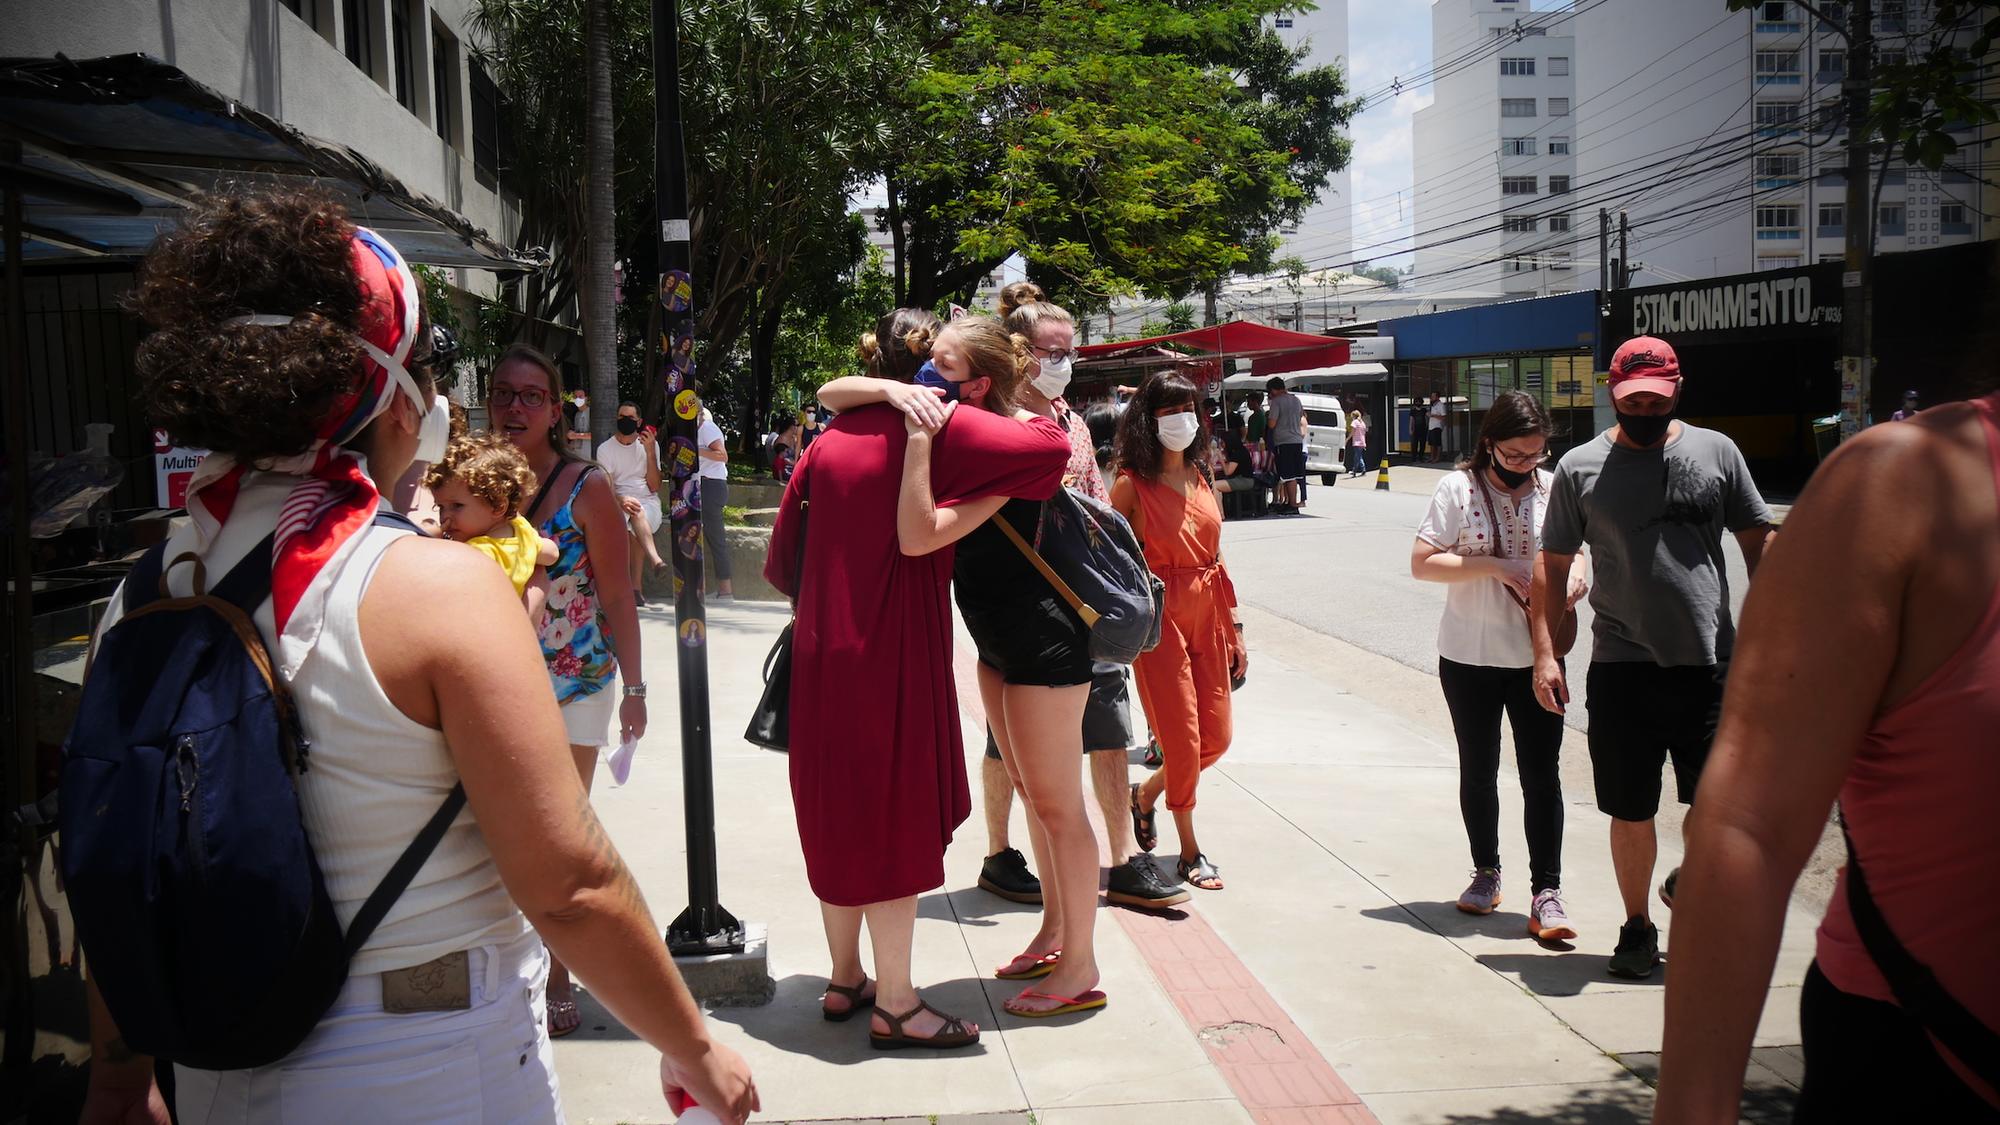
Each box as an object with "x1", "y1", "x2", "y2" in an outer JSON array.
[{"x1": 955, "y1": 647, "x2": 1376, "y2": 1124}]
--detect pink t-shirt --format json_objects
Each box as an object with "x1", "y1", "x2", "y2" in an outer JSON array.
[{"x1": 1814, "y1": 392, "x2": 2000, "y2": 1106}]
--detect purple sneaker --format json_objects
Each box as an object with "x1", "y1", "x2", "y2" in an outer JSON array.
[
  {"x1": 1528, "y1": 888, "x2": 1577, "y2": 942},
  {"x1": 1456, "y1": 867, "x2": 1502, "y2": 914}
]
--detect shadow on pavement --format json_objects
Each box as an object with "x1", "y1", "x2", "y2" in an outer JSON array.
[
  {"x1": 1359, "y1": 901, "x2": 1540, "y2": 941},
  {"x1": 1474, "y1": 952, "x2": 1664, "y2": 997},
  {"x1": 701, "y1": 974, "x2": 994, "y2": 1064},
  {"x1": 1414, "y1": 1081, "x2": 1653, "y2": 1124},
  {"x1": 945, "y1": 885, "x2": 1041, "y2": 927},
  {"x1": 563, "y1": 986, "x2": 638, "y2": 1041},
  {"x1": 1616, "y1": 1051, "x2": 1799, "y2": 1123}
]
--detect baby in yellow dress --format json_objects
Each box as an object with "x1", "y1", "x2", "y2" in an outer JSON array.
[{"x1": 426, "y1": 431, "x2": 558, "y2": 619}]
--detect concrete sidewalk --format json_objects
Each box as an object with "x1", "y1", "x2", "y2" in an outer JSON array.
[{"x1": 554, "y1": 596, "x2": 1817, "y2": 1124}]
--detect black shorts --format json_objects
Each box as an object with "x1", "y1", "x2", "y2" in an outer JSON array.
[
  {"x1": 1275, "y1": 443, "x2": 1307, "y2": 482},
  {"x1": 964, "y1": 594, "x2": 1093, "y2": 688},
  {"x1": 1585, "y1": 661, "x2": 1727, "y2": 822},
  {"x1": 984, "y1": 668, "x2": 1133, "y2": 759}
]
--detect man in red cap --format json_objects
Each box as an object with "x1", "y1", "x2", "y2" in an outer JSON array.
[{"x1": 1528, "y1": 336, "x2": 1777, "y2": 979}]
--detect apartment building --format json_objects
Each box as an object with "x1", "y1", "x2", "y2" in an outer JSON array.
[
  {"x1": 15, "y1": 0, "x2": 517, "y2": 296},
  {"x1": 1411, "y1": 0, "x2": 1581, "y2": 297},
  {"x1": 1269, "y1": 2, "x2": 1357, "y2": 273},
  {"x1": 1573, "y1": 0, "x2": 1988, "y2": 289}
]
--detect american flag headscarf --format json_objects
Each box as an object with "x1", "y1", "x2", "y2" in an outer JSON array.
[{"x1": 178, "y1": 226, "x2": 424, "y2": 680}]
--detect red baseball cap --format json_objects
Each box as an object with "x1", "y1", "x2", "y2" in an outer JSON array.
[{"x1": 1609, "y1": 336, "x2": 1682, "y2": 401}]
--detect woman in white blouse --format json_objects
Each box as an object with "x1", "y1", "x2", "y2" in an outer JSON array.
[{"x1": 1411, "y1": 390, "x2": 1588, "y2": 941}]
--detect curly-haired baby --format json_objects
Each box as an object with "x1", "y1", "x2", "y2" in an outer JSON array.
[{"x1": 426, "y1": 430, "x2": 559, "y2": 617}]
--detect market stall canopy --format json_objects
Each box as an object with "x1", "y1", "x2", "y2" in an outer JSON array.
[
  {"x1": 1221, "y1": 362, "x2": 1387, "y2": 391},
  {"x1": 1076, "y1": 319, "x2": 1350, "y2": 377},
  {"x1": 0, "y1": 54, "x2": 541, "y2": 271}
]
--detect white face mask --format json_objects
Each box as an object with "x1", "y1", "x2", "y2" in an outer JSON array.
[
  {"x1": 1157, "y1": 411, "x2": 1199, "y2": 452},
  {"x1": 415, "y1": 393, "x2": 451, "y2": 463},
  {"x1": 1031, "y1": 355, "x2": 1073, "y2": 401}
]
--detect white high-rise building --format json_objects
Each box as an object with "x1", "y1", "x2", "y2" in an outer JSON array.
[
  {"x1": 1572, "y1": 0, "x2": 1989, "y2": 289},
  {"x1": 1270, "y1": 2, "x2": 1356, "y2": 273},
  {"x1": 1410, "y1": 0, "x2": 1580, "y2": 296}
]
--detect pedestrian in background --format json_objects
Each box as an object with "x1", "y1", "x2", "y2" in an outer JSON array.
[
  {"x1": 1347, "y1": 403, "x2": 1371, "y2": 477},
  {"x1": 1654, "y1": 386, "x2": 2000, "y2": 1120},
  {"x1": 596, "y1": 401, "x2": 667, "y2": 605},
  {"x1": 1532, "y1": 336, "x2": 1775, "y2": 980},
  {"x1": 77, "y1": 187, "x2": 754, "y2": 1125},
  {"x1": 1891, "y1": 388, "x2": 1922, "y2": 421},
  {"x1": 1265, "y1": 376, "x2": 1307, "y2": 514},
  {"x1": 696, "y1": 401, "x2": 734, "y2": 600},
  {"x1": 767, "y1": 308, "x2": 1067, "y2": 1048},
  {"x1": 490, "y1": 345, "x2": 648, "y2": 1037},
  {"x1": 1413, "y1": 391, "x2": 1587, "y2": 940},
  {"x1": 1117, "y1": 372, "x2": 1248, "y2": 893},
  {"x1": 1427, "y1": 393, "x2": 1448, "y2": 463}
]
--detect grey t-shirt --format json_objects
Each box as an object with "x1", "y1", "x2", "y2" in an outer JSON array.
[
  {"x1": 1267, "y1": 393, "x2": 1305, "y2": 447},
  {"x1": 1541, "y1": 423, "x2": 1772, "y2": 667}
]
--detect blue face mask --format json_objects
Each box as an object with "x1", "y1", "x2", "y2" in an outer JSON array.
[{"x1": 913, "y1": 360, "x2": 960, "y2": 403}]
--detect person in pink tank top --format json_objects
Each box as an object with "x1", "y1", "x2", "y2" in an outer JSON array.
[{"x1": 1654, "y1": 390, "x2": 2000, "y2": 1121}]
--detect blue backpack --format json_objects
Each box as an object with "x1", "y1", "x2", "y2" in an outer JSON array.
[
  {"x1": 59, "y1": 512, "x2": 465, "y2": 1070},
  {"x1": 995, "y1": 488, "x2": 1163, "y2": 665}
]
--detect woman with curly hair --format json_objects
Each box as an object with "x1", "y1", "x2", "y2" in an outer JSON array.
[
  {"x1": 1115, "y1": 372, "x2": 1247, "y2": 893},
  {"x1": 78, "y1": 188, "x2": 754, "y2": 1124},
  {"x1": 485, "y1": 343, "x2": 646, "y2": 1038},
  {"x1": 770, "y1": 309, "x2": 1069, "y2": 1048}
]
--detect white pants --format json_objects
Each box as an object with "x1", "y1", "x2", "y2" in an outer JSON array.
[{"x1": 173, "y1": 930, "x2": 563, "y2": 1124}]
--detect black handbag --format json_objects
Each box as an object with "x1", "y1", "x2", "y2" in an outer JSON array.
[{"x1": 744, "y1": 467, "x2": 807, "y2": 751}]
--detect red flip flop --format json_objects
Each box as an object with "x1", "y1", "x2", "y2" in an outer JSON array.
[
  {"x1": 1004, "y1": 988, "x2": 1108, "y2": 1018},
  {"x1": 994, "y1": 948, "x2": 1062, "y2": 980}
]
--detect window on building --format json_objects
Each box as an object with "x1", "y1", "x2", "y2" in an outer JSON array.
[
  {"x1": 471, "y1": 61, "x2": 502, "y2": 188},
  {"x1": 1502, "y1": 136, "x2": 1538, "y2": 156},
  {"x1": 1501, "y1": 176, "x2": 1539, "y2": 195},
  {"x1": 1501, "y1": 57, "x2": 1536, "y2": 76},
  {"x1": 432, "y1": 23, "x2": 459, "y2": 145},
  {"x1": 1819, "y1": 49, "x2": 1845, "y2": 79},
  {"x1": 1548, "y1": 97, "x2": 1570, "y2": 116},
  {"x1": 1878, "y1": 0, "x2": 1905, "y2": 32},
  {"x1": 1549, "y1": 175, "x2": 1571, "y2": 194},
  {"x1": 1275, "y1": 16, "x2": 1293, "y2": 28},
  {"x1": 1818, "y1": 202, "x2": 1843, "y2": 231},
  {"x1": 342, "y1": 0, "x2": 373, "y2": 74},
  {"x1": 1756, "y1": 152, "x2": 1804, "y2": 180},
  {"x1": 1520, "y1": 26, "x2": 1548, "y2": 36},
  {"x1": 1760, "y1": 1, "x2": 1789, "y2": 20},
  {"x1": 280, "y1": 0, "x2": 319, "y2": 26},
  {"x1": 1942, "y1": 203, "x2": 1969, "y2": 228},
  {"x1": 390, "y1": 0, "x2": 416, "y2": 110},
  {"x1": 1880, "y1": 48, "x2": 1907, "y2": 69},
  {"x1": 1549, "y1": 135, "x2": 1571, "y2": 155},
  {"x1": 1756, "y1": 101, "x2": 1802, "y2": 132},
  {"x1": 1761, "y1": 254, "x2": 1802, "y2": 269},
  {"x1": 1547, "y1": 211, "x2": 1571, "y2": 232},
  {"x1": 1549, "y1": 251, "x2": 1573, "y2": 272},
  {"x1": 1820, "y1": 253, "x2": 1845, "y2": 263},
  {"x1": 1821, "y1": 1, "x2": 1848, "y2": 28},
  {"x1": 1506, "y1": 256, "x2": 1539, "y2": 273},
  {"x1": 1549, "y1": 56, "x2": 1570, "y2": 77},
  {"x1": 1503, "y1": 214, "x2": 1539, "y2": 232},
  {"x1": 1880, "y1": 203, "x2": 1906, "y2": 231},
  {"x1": 1501, "y1": 98, "x2": 1537, "y2": 117},
  {"x1": 1755, "y1": 49, "x2": 1801, "y2": 82},
  {"x1": 1755, "y1": 205, "x2": 1801, "y2": 237}
]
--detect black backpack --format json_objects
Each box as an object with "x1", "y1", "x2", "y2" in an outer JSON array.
[{"x1": 59, "y1": 512, "x2": 465, "y2": 1070}]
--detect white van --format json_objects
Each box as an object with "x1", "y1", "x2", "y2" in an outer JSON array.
[{"x1": 1293, "y1": 392, "x2": 1350, "y2": 485}]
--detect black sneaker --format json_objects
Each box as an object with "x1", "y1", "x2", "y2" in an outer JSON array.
[
  {"x1": 978, "y1": 847, "x2": 1042, "y2": 904},
  {"x1": 1607, "y1": 916, "x2": 1660, "y2": 979},
  {"x1": 1106, "y1": 855, "x2": 1191, "y2": 909},
  {"x1": 1659, "y1": 867, "x2": 1679, "y2": 910}
]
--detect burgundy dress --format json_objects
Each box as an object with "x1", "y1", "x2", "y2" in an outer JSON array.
[{"x1": 765, "y1": 404, "x2": 1069, "y2": 906}]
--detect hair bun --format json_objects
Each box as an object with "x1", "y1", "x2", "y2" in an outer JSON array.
[
  {"x1": 857, "y1": 331, "x2": 882, "y2": 369},
  {"x1": 998, "y1": 280, "x2": 1048, "y2": 320},
  {"x1": 902, "y1": 323, "x2": 937, "y2": 358}
]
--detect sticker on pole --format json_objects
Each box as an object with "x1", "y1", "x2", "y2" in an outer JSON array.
[
  {"x1": 679, "y1": 618, "x2": 706, "y2": 649},
  {"x1": 675, "y1": 389, "x2": 700, "y2": 420},
  {"x1": 661, "y1": 270, "x2": 693, "y2": 313}
]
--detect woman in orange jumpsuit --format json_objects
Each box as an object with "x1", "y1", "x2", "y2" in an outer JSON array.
[{"x1": 1111, "y1": 372, "x2": 1247, "y2": 891}]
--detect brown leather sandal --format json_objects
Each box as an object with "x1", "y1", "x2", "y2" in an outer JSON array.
[
  {"x1": 821, "y1": 976, "x2": 875, "y2": 1022},
  {"x1": 869, "y1": 1000, "x2": 980, "y2": 1051}
]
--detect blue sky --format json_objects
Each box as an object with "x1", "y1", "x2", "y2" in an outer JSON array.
[{"x1": 1344, "y1": 0, "x2": 1436, "y2": 271}]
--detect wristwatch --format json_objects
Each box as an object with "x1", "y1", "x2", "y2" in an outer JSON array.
[{"x1": 623, "y1": 682, "x2": 648, "y2": 699}]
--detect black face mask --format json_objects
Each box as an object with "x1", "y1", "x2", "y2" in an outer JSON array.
[
  {"x1": 1490, "y1": 462, "x2": 1533, "y2": 490},
  {"x1": 1615, "y1": 407, "x2": 1673, "y2": 447},
  {"x1": 616, "y1": 416, "x2": 640, "y2": 436}
]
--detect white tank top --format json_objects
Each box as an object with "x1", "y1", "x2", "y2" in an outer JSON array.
[{"x1": 104, "y1": 471, "x2": 531, "y2": 974}]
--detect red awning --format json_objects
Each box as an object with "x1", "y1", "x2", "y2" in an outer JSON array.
[{"x1": 1076, "y1": 319, "x2": 1350, "y2": 375}]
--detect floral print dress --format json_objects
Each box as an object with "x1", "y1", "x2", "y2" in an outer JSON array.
[{"x1": 538, "y1": 467, "x2": 617, "y2": 704}]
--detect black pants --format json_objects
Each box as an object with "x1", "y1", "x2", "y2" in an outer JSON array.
[
  {"x1": 1795, "y1": 961, "x2": 2000, "y2": 1121},
  {"x1": 1438, "y1": 658, "x2": 1565, "y2": 893}
]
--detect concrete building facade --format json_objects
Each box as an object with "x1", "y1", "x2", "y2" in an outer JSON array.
[
  {"x1": 1410, "y1": 0, "x2": 1579, "y2": 297},
  {"x1": 1269, "y1": 2, "x2": 1357, "y2": 273}
]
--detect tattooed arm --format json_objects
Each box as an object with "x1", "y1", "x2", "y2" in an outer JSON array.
[{"x1": 361, "y1": 537, "x2": 758, "y2": 1125}]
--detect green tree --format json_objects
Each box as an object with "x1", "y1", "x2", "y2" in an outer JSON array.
[
  {"x1": 1352, "y1": 263, "x2": 1401, "y2": 290},
  {"x1": 885, "y1": 0, "x2": 1357, "y2": 310}
]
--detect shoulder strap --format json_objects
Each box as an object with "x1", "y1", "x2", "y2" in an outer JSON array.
[
  {"x1": 1842, "y1": 823, "x2": 2000, "y2": 1089},
  {"x1": 994, "y1": 511, "x2": 1102, "y2": 628},
  {"x1": 344, "y1": 785, "x2": 467, "y2": 958},
  {"x1": 123, "y1": 541, "x2": 170, "y2": 614},
  {"x1": 1470, "y1": 469, "x2": 1535, "y2": 617}
]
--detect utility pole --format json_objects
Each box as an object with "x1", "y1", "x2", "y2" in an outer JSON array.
[
  {"x1": 1840, "y1": 0, "x2": 1875, "y2": 437},
  {"x1": 1617, "y1": 210, "x2": 1630, "y2": 290},
  {"x1": 653, "y1": 0, "x2": 743, "y2": 957},
  {"x1": 1599, "y1": 207, "x2": 1612, "y2": 293},
  {"x1": 1204, "y1": 282, "x2": 1219, "y2": 327}
]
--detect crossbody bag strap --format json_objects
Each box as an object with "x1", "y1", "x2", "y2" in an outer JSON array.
[
  {"x1": 343, "y1": 784, "x2": 468, "y2": 958},
  {"x1": 995, "y1": 512, "x2": 1102, "y2": 628},
  {"x1": 1841, "y1": 821, "x2": 2000, "y2": 1090},
  {"x1": 1469, "y1": 470, "x2": 1532, "y2": 617}
]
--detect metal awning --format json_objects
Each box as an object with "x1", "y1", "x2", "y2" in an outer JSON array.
[
  {"x1": 0, "y1": 53, "x2": 542, "y2": 271},
  {"x1": 1222, "y1": 362, "x2": 1387, "y2": 390}
]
